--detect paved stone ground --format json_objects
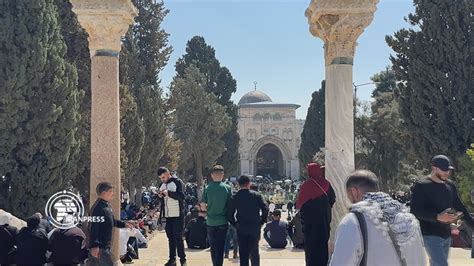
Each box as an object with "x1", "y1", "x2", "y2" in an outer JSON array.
[{"x1": 132, "y1": 229, "x2": 473, "y2": 266}]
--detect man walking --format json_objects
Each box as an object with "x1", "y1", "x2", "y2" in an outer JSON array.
[
  {"x1": 330, "y1": 170, "x2": 426, "y2": 265},
  {"x1": 89, "y1": 182, "x2": 131, "y2": 265},
  {"x1": 201, "y1": 165, "x2": 232, "y2": 266},
  {"x1": 228, "y1": 175, "x2": 269, "y2": 266},
  {"x1": 411, "y1": 155, "x2": 474, "y2": 266},
  {"x1": 158, "y1": 167, "x2": 187, "y2": 266}
]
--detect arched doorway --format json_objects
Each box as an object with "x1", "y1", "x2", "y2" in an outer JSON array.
[{"x1": 255, "y1": 143, "x2": 284, "y2": 179}]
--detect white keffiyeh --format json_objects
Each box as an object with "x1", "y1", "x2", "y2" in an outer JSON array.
[{"x1": 350, "y1": 192, "x2": 420, "y2": 246}]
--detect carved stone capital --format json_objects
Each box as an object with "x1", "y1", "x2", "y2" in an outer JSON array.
[
  {"x1": 305, "y1": 0, "x2": 379, "y2": 64},
  {"x1": 70, "y1": 0, "x2": 138, "y2": 57}
]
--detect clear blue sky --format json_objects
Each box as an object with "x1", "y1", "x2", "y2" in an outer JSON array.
[{"x1": 159, "y1": 0, "x2": 415, "y2": 119}]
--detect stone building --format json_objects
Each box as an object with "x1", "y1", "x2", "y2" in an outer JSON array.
[{"x1": 238, "y1": 89, "x2": 304, "y2": 179}]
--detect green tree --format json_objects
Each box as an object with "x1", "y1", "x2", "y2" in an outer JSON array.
[
  {"x1": 170, "y1": 65, "x2": 231, "y2": 190},
  {"x1": 54, "y1": 0, "x2": 91, "y2": 204},
  {"x1": 299, "y1": 80, "x2": 325, "y2": 168},
  {"x1": 455, "y1": 144, "x2": 474, "y2": 212},
  {"x1": 354, "y1": 68, "x2": 409, "y2": 191},
  {"x1": 119, "y1": 0, "x2": 172, "y2": 194},
  {"x1": 0, "y1": 0, "x2": 80, "y2": 219},
  {"x1": 120, "y1": 84, "x2": 145, "y2": 202},
  {"x1": 386, "y1": 0, "x2": 473, "y2": 164},
  {"x1": 368, "y1": 68, "x2": 406, "y2": 190},
  {"x1": 175, "y1": 36, "x2": 239, "y2": 176}
]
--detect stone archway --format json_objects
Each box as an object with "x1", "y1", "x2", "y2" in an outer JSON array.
[
  {"x1": 249, "y1": 136, "x2": 292, "y2": 177},
  {"x1": 255, "y1": 143, "x2": 284, "y2": 179}
]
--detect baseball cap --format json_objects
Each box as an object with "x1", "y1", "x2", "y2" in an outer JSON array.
[
  {"x1": 431, "y1": 155, "x2": 455, "y2": 171},
  {"x1": 211, "y1": 165, "x2": 224, "y2": 172}
]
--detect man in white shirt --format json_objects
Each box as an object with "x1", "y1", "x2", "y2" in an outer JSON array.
[{"x1": 329, "y1": 170, "x2": 426, "y2": 266}]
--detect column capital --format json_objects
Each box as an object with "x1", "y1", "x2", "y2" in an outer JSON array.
[
  {"x1": 70, "y1": 0, "x2": 138, "y2": 57},
  {"x1": 305, "y1": 0, "x2": 379, "y2": 65}
]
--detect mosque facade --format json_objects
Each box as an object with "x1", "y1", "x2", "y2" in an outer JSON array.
[{"x1": 237, "y1": 89, "x2": 304, "y2": 179}]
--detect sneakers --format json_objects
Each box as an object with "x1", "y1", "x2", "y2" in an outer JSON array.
[{"x1": 164, "y1": 259, "x2": 176, "y2": 266}]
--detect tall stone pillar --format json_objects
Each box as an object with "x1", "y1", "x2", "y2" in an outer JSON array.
[
  {"x1": 70, "y1": 0, "x2": 137, "y2": 263},
  {"x1": 305, "y1": 0, "x2": 379, "y2": 238}
]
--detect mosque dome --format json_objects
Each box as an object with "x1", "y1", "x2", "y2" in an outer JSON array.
[{"x1": 238, "y1": 90, "x2": 273, "y2": 105}]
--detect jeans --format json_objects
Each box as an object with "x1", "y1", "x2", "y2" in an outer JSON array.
[
  {"x1": 423, "y1": 235, "x2": 451, "y2": 266},
  {"x1": 224, "y1": 225, "x2": 238, "y2": 255},
  {"x1": 165, "y1": 217, "x2": 186, "y2": 261},
  {"x1": 237, "y1": 231, "x2": 260, "y2": 266},
  {"x1": 207, "y1": 224, "x2": 228, "y2": 266},
  {"x1": 263, "y1": 230, "x2": 287, "y2": 249}
]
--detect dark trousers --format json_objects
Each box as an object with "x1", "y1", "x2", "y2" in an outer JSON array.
[
  {"x1": 304, "y1": 225, "x2": 329, "y2": 266},
  {"x1": 87, "y1": 248, "x2": 113, "y2": 266},
  {"x1": 207, "y1": 224, "x2": 228, "y2": 266},
  {"x1": 237, "y1": 231, "x2": 260, "y2": 266},
  {"x1": 165, "y1": 217, "x2": 186, "y2": 261}
]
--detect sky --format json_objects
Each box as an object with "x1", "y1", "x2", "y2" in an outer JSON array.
[{"x1": 159, "y1": 0, "x2": 416, "y2": 119}]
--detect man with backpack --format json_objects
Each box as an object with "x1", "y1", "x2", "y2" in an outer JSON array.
[{"x1": 330, "y1": 170, "x2": 426, "y2": 266}]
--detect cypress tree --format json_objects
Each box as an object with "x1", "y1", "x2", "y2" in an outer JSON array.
[
  {"x1": 386, "y1": 0, "x2": 473, "y2": 163},
  {"x1": 0, "y1": 0, "x2": 80, "y2": 218},
  {"x1": 54, "y1": 0, "x2": 91, "y2": 203},
  {"x1": 175, "y1": 36, "x2": 240, "y2": 176},
  {"x1": 170, "y1": 65, "x2": 231, "y2": 190},
  {"x1": 120, "y1": 84, "x2": 145, "y2": 199},
  {"x1": 119, "y1": 0, "x2": 172, "y2": 192},
  {"x1": 299, "y1": 80, "x2": 325, "y2": 167}
]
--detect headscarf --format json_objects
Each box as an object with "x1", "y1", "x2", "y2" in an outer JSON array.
[{"x1": 296, "y1": 163, "x2": 331, "y2": 209}]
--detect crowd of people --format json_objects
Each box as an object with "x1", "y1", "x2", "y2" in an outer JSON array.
[
  {"x1": 0, "y1": 182, "x2": 159, "y2": 265},
  {"x1": 1, "y1": 154, "x2": 473, "y2": 266},
  {"x1": 157, "y1": 154, "x2": 473, "y2": 266}
]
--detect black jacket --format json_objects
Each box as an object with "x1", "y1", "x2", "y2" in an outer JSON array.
[
  {"x1": 0, "y1": 224, "x2": 18, "y2": 264},
  {"x1": 159, "y1": 177, "x2": 185, "y2": 221},
  {"x1": 49, "y1": 226, "x2": 87, "y2": 264},
  {"x1": 185, "y1": 216, "x2": 208, "y2": 249},
  {"x1": 89, "y1": 199, "x2": 126, "y2": 250},
  {"x1": 16, "y1": 226, "x2": 48, "y2": 264},
  {"x1": 228, "y1": 189, "x2": 269, "y2": 235},
  {"x1": 411, "y1": 178, "x2": 474, "y2": 238}
]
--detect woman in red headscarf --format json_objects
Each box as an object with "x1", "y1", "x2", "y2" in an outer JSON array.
[{"x1": 296, "y1": 163, "x2": 336, "y2": 266}]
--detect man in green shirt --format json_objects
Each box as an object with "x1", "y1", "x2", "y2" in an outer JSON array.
[{"x1": 201, "y1": 165, "x2": 232, "y2": 266}]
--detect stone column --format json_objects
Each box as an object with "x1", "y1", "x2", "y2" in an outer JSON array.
[
  {"x1": 70, "y1": 0, "x2": 137, "y2": 263},
  {"x1": 305, "y1": 0, "x2": 379, "y2": 238}
]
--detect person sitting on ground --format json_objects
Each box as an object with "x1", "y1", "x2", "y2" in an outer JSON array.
[
  {"x1": 16, "y1": 213, "x2": 48, "y2": 265},
  {"x1": 288, "y1": 211, "x2": 304, "y2": 249},
  {"x1": 184, "y1": 208, "x2": 209, "y2": 249},
  {"x1": 185, "y1": 206, "x2": 199, "y2": 228},
  {"x1": 263, "y1": 210, "x2": 288, "y2": 249},
  {"x1": 0, "y1": 213, "x2": 18, "y2": 265},
  {"x1": 329, "y1": 170, "x2": 426, "y2": 265},
  {"x1": 48, "y1": 218, "x2": 87, "y2": 265}
]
